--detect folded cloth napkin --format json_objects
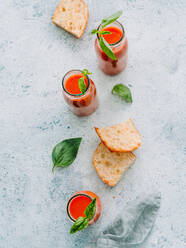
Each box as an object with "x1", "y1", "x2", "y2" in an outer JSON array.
[{"x1": 95, "y1": 193, "x2": 161, "y2": 248}]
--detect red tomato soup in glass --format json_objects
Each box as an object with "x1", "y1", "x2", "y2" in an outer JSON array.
[
  {"x1": 62, "y1": 70, "x2": 98, "y2": 116},
  {"x1": 67, "y1": 191, "x2": 102, "y2": 225},
  {"x1": 95, "y1": 21, "x2": 128, "y2": 75}
]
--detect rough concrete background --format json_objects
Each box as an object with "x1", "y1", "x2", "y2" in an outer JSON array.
[{"x1": 0, "y1": 0, "x2": 186, "y2": 247}]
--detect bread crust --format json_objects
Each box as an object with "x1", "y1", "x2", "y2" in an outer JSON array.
[{"x1": 52, "y1": 0, "x2": 89, "y2": 38}]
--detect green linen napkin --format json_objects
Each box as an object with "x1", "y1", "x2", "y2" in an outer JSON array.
[{"x1": 96, "y1": 193, "x2": 161, "y2": 248}]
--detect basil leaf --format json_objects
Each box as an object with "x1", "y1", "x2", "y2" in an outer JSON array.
[
  {"x1": 91, "y1": 29, "x2": 98, "y2": 34},
  {"x1": 99, "y1": 35, "x2": 116, "y2": 60},
  {"x1": 112, "y1": 84, "x2": 133, "y2": 103},
  {"x1": 101, "y1": 10, "x2": 123, "y2": 29},
  {"x1": 78, "y1": 77, "x2": 86, "y2": 94},
  {"x1": 99, "y1": 30, "x2": 111, "y2": 35},
  {"x1": 91, "y1": 30, "x2": 111, "y2": 35},
  {"x1": 52, "y1": 137, "x2": 82, "y2": 172},
  {"x1": 70, "y1": 217, "x2": 89, "y2": 234},
  {"x1": 82, "y1": 69, "x2": 92, "y2": 76},
  {"x1": 84, "y1": 198, "x2": 96, "y2": 221}
]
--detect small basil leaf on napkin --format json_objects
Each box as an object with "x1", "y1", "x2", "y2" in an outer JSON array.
[
  {"x1": 99, "y1": 36, "x2": 116, "y2": 60},
  {"x1": 84, "y1": 198, "x2": 96, "y2": 221},
  {"x1": 112, "y1": 83, "x2": 132, "y2": 103},
  {"x1": 52, "y1": 137, "x2": 82, "y2": 172},
  {"x1": 70, "y1": 217, "x2": 89, "y2": 234},
  {"x1": 101, "y1": 11, "x2": 123, "y2": 29},
  {"x1": 78, "y1": 77, "x2": 86, "y2": 94}
]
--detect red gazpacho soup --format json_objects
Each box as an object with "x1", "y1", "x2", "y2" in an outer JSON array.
[
  {"x1": 100, "y1": 26, "x2": 123, "y2": 44},
  {"x1": 95, "y1": 21, "x2": 128, "y2": 75},
  {"x1": 65, "y1": 74, "x2": 89, "y2": 95},
  {"x1": 62, "y1": 70, "x2": 98, "y2": 116},
  {"x1": 67, "y1": 191, "x2": 101, "y2": 224}
]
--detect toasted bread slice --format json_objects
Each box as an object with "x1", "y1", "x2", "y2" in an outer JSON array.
[
  {"x1": 95, "y1": 119, "x2": 141, "y2": 152},
  {"x1": 52, "y1": 0, "x2": 89, "y2": 38},
  {"x1": 92, "y1": 143, "x2": 136, "y2": 187}
]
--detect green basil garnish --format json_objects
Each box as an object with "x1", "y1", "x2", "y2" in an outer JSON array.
[
  {"x1": 101, "y1": 11, "x2": 123, "y2": 29},
  {"x1": 70, "y1": 217, "x2": 89, "y2": 234},
  {"x1": 112, "y1": 84, "x2": 133, "y2": 103},
  {"x1": 78, "y1": 69, "x2": 92, "y2": 94},
  {"x1": 82, "y1": 69, "x2": 92, "y2": 76},
  {"x1": 91, "y1": 29, "x2": 111, "y2": 35},
  {"x1": 52, "y1": 137, "x2": 82, "y2": 172},
  {"x1": 99, "y1": 36, "x2": 116, "y2": 61},
  {"x1": 70, "y1": 198, "x2": 96, "y2": 234},
  {"x1": 84, "y1": 198, "x2": 96, "y2": 221},
  {"x1": 78, "y1": 77, "x2": 86, "y2": 94}
]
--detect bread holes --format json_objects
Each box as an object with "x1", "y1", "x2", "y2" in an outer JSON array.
[
  {"x1": 105, "y1": 161, "x2": 111, "y2": 167},
  {"x1": 92, "y1": 143, "x2": 136, "y2": 187},
  {"x1": 62, "y1": 7, "x2": 66, "y2": 11},
  {"x1": 101, "y1": 153, "x2": 105, "y2": 159}
]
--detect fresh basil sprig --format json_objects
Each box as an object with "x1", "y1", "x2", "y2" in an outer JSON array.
[
  {"x1": 52, "y1": 137, "x2": 82, "y2": 172},
  {"x1": 70, "y1": 198, "x2": 96, "y2": 234},
  {"x1": 101, "y1": 11, "x2": 123, "y2": 29},
  {"x1": 91, "y1": 11, "x2": 123, "y2": 60},
  {"x1": 70, "y1": 217, "x2": 89, "y2": 234},
  {"x1": 99, "y1": 36, "x2": 116, "y2": 60},
  {"x1": 112, "y1": 83, "x2": 133, "y2": 103},
  {"x1": 91, "y1": 29, "x2": 111, "y2": 35},
  {"x1": 82, "y1": 69, "x2": 92, "y2": 76},
  {"x1": 84, "y1": 198, "x2": 96, "y2": 221},
  {"x1": 78, "y1": 69, "x2": 92, "y2": 94},
  {"x1": 78, "y1": 77, "x2": 86, "y2": 94}
]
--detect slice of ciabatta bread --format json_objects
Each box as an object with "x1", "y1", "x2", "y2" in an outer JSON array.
[
  {"x1": 92, "y1": 143, "x2": 136, "y2": 187},
  {"x1": 52, "y1": 0, "x2": 89, "y2": 38},
  {"x1": 95, "y1": 119, "x2": 141, "y2": 152}
]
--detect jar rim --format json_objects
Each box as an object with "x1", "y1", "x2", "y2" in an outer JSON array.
[
  {"x1": 62, "y1": 69, "x2": 90, "y2": 97},
  {"x1": 66, "y1": 193, "x2": 93, "y2": 222},
  {"x1": 96, "y1": 20, "x2": 125, "y2": 46}
]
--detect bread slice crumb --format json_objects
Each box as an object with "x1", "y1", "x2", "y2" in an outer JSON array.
[
  {"x1": 92, "y1": 143, "x2": 136, "y2": 187},
  {"x1": 95, "y1": 119, "x2": 141, "y2": 152},
  {"x1": 52, "y1": 0, "x2": 89, "y2": 38}
]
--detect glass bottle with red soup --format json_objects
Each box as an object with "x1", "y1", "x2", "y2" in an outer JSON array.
[
  {"x1": 67, "y1": 191, "x2": 102, "y2": 234},
  {"x1": 92, "y1": 11, "x2": 128, "y2": 76},
  {"x1": 62, "y1": 69, "x2": 98, "y2": 116}
]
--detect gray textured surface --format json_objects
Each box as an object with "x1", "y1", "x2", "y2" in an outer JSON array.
[{"x1": 0, "y1": 0, "x2": 186, "y2": 247}]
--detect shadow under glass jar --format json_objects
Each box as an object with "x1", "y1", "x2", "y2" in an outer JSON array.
[
  {"x1": 62, "y1": 70, "x2": 99, "y2": 116},
  {"x1": 95, "y1": 21, "x2": 128, "y2": 76}
]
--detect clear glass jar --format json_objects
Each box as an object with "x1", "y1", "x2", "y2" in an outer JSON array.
[
  {"x1": 62, "y1": 70, "x2": 99, "y2": 116},
  {"x1": 66, "y1": 191, "x2": 101, "y2": 225},
  {"x1": 95, "y1": 21, "x2": 128, "y2": 75}
]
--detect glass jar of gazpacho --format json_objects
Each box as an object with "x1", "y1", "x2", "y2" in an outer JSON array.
[
  {"x1": 67, "y1": 191, "x2": 101, "y2": 225},
  {"x1": 62, "y1": 70, "x2": 98, "y2": 116},
  {"x1": 95, "y1": 21, "x2": 128, "y2": 76}
]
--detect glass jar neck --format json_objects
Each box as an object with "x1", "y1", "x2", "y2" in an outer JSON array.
[
  {"x1": 96, "y1": 20, "x2": 125, "y2": 47},
  {"x1": 62, "y1": 70, "x2": 90, "y2": 97}
]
